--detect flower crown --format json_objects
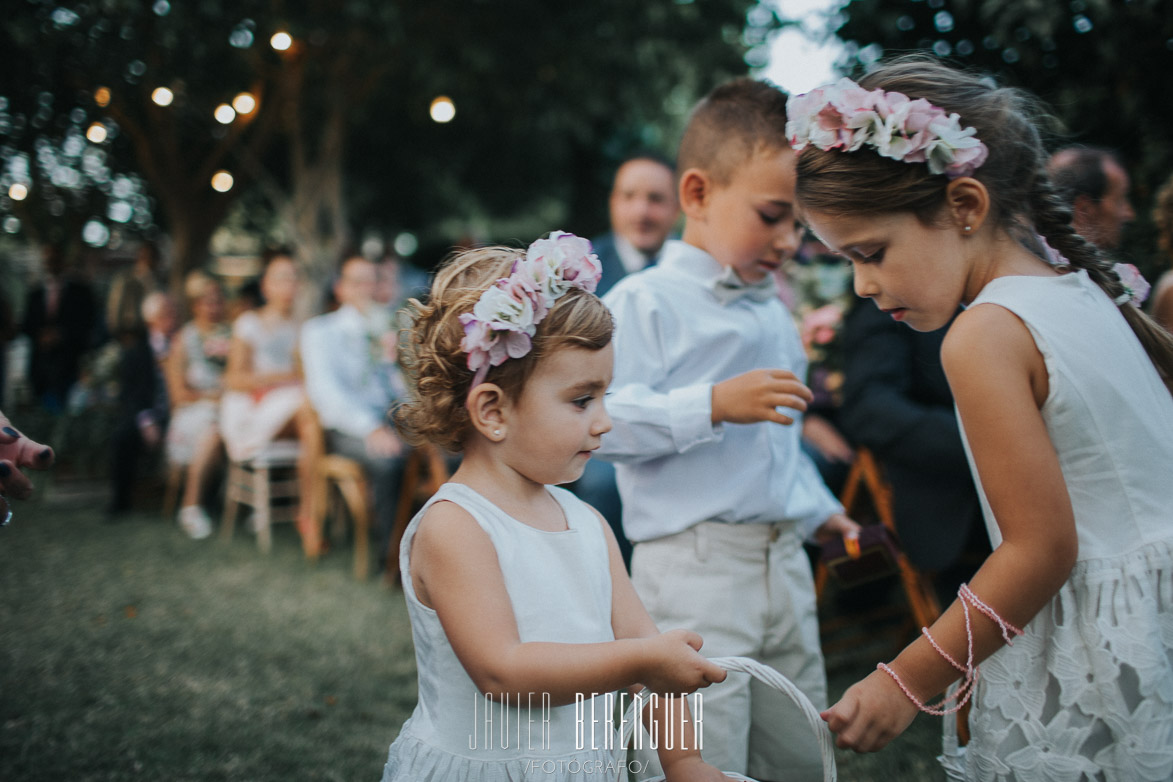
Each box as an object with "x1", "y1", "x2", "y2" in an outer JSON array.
[
  {"x1": 786, "y1": 78, "x2": 989, "y2": 179},
  {"x1": 459, "y1": 231, "x2": 602, "y2": 390}
]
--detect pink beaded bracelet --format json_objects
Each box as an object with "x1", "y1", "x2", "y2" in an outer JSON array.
[{"x1": 877, "y1": 583, "x2": 1023, "y2": 716}]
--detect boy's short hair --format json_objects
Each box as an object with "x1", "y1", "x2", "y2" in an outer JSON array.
[{"x1": 676, "y1": 78, "x2": 791, "y2": 186}]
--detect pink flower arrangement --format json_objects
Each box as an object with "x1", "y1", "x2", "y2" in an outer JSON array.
[
  {"x1": 801, "y1": 303, "x2": 844, "y2": 351},
  {"x1": 460, "y1": 231, "x2": 602, "y2": 387},
  {"x1": 1112, "y1": 263, "x2": 1150, "y2": 307},
  {"x1": 786, "y1": 78, "x2": 989, "y2": 179}
]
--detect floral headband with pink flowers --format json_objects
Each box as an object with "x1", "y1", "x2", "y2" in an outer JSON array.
[
  {"x1": 460, "y1": 231, "x2": 602, "y2": 391},
  {"x1": 786, "y1": 77, "x2": 989, "y2": 179}
]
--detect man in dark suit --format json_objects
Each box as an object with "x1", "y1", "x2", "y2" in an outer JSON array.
[
  {"x1": 21, "y1": 244, "x2": 98, "y2": 413},
  {"x1": 591, "y1": 153, "x2": 679, "y2": 297},
  {"x1": 838, "y1": 298, "x2": 987, "y2": 598}
]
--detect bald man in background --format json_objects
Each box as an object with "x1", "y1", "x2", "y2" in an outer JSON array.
[
  {"x1": 591, "y1": 153, "x2": 679, "y2": 297},
  {"x1": 1048, "y1": 146, "x2": 1136, "y2": 250},
  {"x1": 573, "y1": 153, "x2": 680, "y2": 567}
]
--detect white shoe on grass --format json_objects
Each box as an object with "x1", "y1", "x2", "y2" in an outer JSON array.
[{"x1": 178, "y1": 505, "x2": 213, "y2": 540}]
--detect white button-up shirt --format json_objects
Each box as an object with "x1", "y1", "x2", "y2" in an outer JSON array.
[
  {"x1": 598, "y1": 240, "x2": 842, "y2": 543},
  {"x1": 301, "y1": 304, "x2": 403, "y2": 440}
]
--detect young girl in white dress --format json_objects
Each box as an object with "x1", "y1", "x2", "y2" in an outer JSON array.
[
  {"x1": 383, "y1": 233, "x2": 732, "y2": 781},
  {"x1": 788, "y1": 58, "x2": 1173, "y2": 781},
  {"x1": 220, "y1": 250, "x2": 317, "y2": 546}
]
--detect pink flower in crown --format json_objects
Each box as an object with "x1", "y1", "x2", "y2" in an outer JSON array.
[
  {"x1": 526, "y1": 231, "x2": 601, "y2": 295},
  {"x1": 874, "y1": 93, "x2": 941, "y2": 163},
  {"x1": 459, "y1": 284, "x2": 536, "y2": 373},
  {"x1": 926, "y1": 113, "x2": 988, "y2": 177},
  {"x1": 1114, "y1": 263, "x2": 1151, "y2": 305}
]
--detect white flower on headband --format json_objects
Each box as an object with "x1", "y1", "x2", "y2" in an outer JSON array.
[
  {"x1": 786, "y1": 78, "x2": 989, "y2": 179},
  {"x1": 1113, "y1": 263, "x2": 1150, "y2": 307},
  {"x1": 459, "y1": 231, "x2": 602, "y2": 387}
]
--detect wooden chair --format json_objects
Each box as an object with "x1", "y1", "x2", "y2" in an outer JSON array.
[
  {"x1": 306, "y1": 408, "x2": 374, "y2": 579},
  {"x1": 383, "y1": 443, "x2": 450, "y2": 586},
  {"x1": 815, "y1": 448, "x2": 942, "y2": 635},
  {"x1": 220, "y1": 440, "x2": 302, "y2": 553}
]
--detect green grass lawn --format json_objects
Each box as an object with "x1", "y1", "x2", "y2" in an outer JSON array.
[{"x1": 0, "y1": 476, "x2": 946, "y2": 781}]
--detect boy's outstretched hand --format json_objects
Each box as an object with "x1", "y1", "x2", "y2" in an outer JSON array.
[
  {"x1": 813, "y1": 512, "x2": 861, "y2": 545},
  {"x1": 712, "y1": 368, "x2": 812, "y2": 426},
  {"x1": 821, "y1": 668, "x2": 920, "y2": 752},
  {"x1": 640, "y1": 629, "x2": 727, "y2": 695}
]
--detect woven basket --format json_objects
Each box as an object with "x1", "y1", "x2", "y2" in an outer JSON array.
[{"x1": 619, "y1": 656, "x2": 837, "y2": 782}]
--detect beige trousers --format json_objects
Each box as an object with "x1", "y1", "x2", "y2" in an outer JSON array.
[{"x1": 629, "y1": 521, "x2": 827, "y2": 781}]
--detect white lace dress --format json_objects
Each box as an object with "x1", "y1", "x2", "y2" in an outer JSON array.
[
  {"x1": 946, "y1": 271, "x2": 1173, "y2": 782},
  {"x1": 381, "y1": 483, "x2": 625, "y2": 781}
]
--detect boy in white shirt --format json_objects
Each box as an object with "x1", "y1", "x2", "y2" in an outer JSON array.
[{"x1": 599, "y1": 78, "x2": 859, "y2": 782}]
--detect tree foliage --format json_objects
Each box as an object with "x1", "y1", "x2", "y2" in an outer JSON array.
[
  {"x1": 831, "y1": 0, "x2": 1173, "y2": 270},
  {"x1": 1, "y1": 0, "x2": 779, "y2": 285}
]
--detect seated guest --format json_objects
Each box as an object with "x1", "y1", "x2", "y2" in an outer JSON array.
[
  {"x1": 164, "y1": 270, "x2": 232, "y2": 539},
  {"x1": 108, "y1": 291, "x2": 176, "y2": 516},
  {"x1": 301, "y1": 253, "x2": 407, "y2": 570},
  {"x1": 220, "y1": 249, "x2": 316, "y2": 548}
]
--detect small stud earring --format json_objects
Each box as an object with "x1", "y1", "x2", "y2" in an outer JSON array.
[
  {"x1": 493, "y1": 429, "x2": 502, "y2": 437},
  {"x1": 963, "y1": 225, "x2": 972, "y2": 233}
]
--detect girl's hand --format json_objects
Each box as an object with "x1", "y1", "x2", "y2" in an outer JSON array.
[
  {"x1": 820, "y1": 668, "x2": 919, "y2": 752},
  {"x1": 661, "y1": 753, "x2": 734, "y2": 782},
  {"x1": 640, "y1": 629, "x2": 727, "y2": 694}
]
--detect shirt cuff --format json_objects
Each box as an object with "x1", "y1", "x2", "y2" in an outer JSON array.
[{"x1": 668, "y1": 383, "x2": 723, "y2": 453}]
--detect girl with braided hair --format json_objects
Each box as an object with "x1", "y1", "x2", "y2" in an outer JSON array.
[{"x1": 789, "y1": 56, "x2": 1173, "y2": 780}]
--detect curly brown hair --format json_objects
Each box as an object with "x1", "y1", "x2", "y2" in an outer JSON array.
[{"x1": 394, "y1": 245, "x2": 614, "y2": 452}]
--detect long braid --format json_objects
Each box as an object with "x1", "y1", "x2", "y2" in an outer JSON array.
[{"x1": 1030, "y1": 168, "x2": 1173, "y2": 384}]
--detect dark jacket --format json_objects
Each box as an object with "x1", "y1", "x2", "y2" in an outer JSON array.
[{"x1": 838, "y1": 298, "x2": 982, "y2": 571}]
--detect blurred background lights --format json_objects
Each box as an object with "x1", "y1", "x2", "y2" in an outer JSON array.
[
  {"x1": 429, "y1": 96, "x2": 455, "y2": 123},
  {"x1": 270, "y1": 31, "x2": 292, "y2": 51},
  {"x1": 214, "y1": 104, "x2": 236, "y2": 124},
  {"x1": 86, "y1": 122, "x2": 108, "y2": 143},
  {"x1": 82, "y1": 219, "x2": 110, "y2": 247},
  {"x1": 232, "y1": 92, "x2": 256, "y2": 114},
  {"x1": 393, "y1": 231, "x2": 419, "y2": 257},
  {"x1": 8, "y1": 183, "x2": 29, "y2": 201},
  {"x1": 210, "y1": 170, "x2": 234, "y2": 192},
  {"x1": 94, "y1": 86, "x2": 111, "y2": 107},
  {"x1": 151, "y1": 87, "x2": 174, "y2": 106}
]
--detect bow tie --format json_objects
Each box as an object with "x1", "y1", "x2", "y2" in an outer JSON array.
[{"x1": 711, "y1": 267, "x2": 778, "y2": 305}]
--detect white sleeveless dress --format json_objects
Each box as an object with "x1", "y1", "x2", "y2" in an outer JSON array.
[
  {"x1": 381, "y1": 483, "x2": 625, "y2": 781},
  {"x1": 949, "y1": 271, "x2": 1173, "y2": 781}
]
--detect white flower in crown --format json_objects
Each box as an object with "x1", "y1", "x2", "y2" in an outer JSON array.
[
  {"x1": 924, "y1": 113, "x2": 988, "y2": 177},
  {"x1": 526, "y1": 231, "x2": 601, "y2": 295},
  {"x1": 459, "y1": 284, "x2": 535, "y2": 374}
]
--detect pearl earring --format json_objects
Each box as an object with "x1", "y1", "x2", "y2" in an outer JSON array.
[
  {"x1": 963, "y1": 225, "x2": 972, "y2": 233},
  {"x1": 493, "y1": 429, "x2": 502, "y2": 437}
]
